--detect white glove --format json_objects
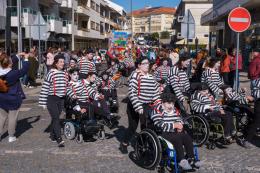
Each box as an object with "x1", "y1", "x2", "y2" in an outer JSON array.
[{"x1": 138, "y1": 108, "x2": 144, "y2": 115}]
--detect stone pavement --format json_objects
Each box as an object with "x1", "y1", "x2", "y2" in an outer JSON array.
[{"x1": 0, "y1": 73, "x2": 260, "y2": 173}]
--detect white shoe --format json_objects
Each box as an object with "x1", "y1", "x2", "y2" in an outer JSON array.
[
  {"x1": 179, "y1": 159, "x2": 192, "y2": 170},
  {"x1": 8, "y1": 136, "x2": 17, "y2": 143}
]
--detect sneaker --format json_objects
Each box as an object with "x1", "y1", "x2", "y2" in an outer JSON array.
[
  {"x1": 57, "y1": 138, "x2": 65, "y2": 147},
  {"x1": 237, "y1": 138, "x2": 254, "y2": 149},
  {"x1": 179, "y1": 159, "x2": 192, "y2": 171},
  {"x1": 8, "y1": 136, "x2": 17, "y2": 143},
  {"x1": 119, "y1": 143, "x2": 128, "y2": 154}
]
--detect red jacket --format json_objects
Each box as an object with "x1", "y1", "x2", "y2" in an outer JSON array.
[
  {"x1": 249, "y1": 55, "x2": 260, "y2": 80},
  {"x1": 230, "y1": 54, "x2": 243, "y2": 71}
]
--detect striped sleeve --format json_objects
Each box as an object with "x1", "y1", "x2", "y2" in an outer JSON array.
[
  {"x1": 128, "y1": 73, "x2": 143, "y2": 112},
  {"x1": 170, "y1": 75, "x2": 185, "y2": 101},
  {"x1": 151, "y1": 110, "x2": 174, "y2": 132},
  {"x1": 204, "y1": 70, "x2": 221, "y2": 95},
  {"x1": 39, "y1": 71, "x2": 52, "y2": 106},
  {"x1": 154, "y1": 67, "x2": 160, "y2": 81},
  {"x1": 191, "y1": 93, "x2": 208, "y2": 113}
]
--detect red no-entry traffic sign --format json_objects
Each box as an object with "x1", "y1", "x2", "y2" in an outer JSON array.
[{"x1": 228, "y1": 7, "x2": 251, "y2": 33}]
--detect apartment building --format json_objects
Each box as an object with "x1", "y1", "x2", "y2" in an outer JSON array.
[
  {"x1": 0, "y1": 0, "x2": 126, "y2": 51},
  {"x1": 173, "y1": 0, "x2": 212, "y2": 47},
  {"x1": 129, "y1": 7, "x2": 176, "y2": 36}
]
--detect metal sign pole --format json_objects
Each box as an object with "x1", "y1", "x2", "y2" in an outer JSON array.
[{"x1": 235, "y1": 32, "x2": 240, "y2": 92}]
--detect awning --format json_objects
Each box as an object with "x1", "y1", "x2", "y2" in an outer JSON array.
[{"x1": 175, "y1": 38, "x2": 209, "y2": 45}]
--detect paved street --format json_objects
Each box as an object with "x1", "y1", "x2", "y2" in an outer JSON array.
[{"x1": 0, "y1": 74, "x2": 260, "y2": 173}]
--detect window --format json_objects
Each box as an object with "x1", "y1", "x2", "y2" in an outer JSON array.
[
  {"x1": 96, "y1": 23, "x2": 100, "y2": 31},
  {"x1": 82, "y1": 21, "x2": 88, "y2": 29},
  {"x1": 91, "y1": 1, "x2": 95, "y2": 10},
  {"x1": 96, "y1": 4, "x2": 100, "y2": 13},
  {"x1": 91, "y1": 21, "x2": 95, "y2": 30}
]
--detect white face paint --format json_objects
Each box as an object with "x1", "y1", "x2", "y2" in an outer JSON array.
[
  {"x1": 162, "y1": 102, "x2": 174, "y2": 113},
  {"x1": 70, "y1": 71, "x2": 79, "y2": 82},
  {"x1": 225, "y1": 88, "x2": 233, "y2": 94},
  {"x1": 103, "y1": 74, "x2": 108, "y2": 80}
]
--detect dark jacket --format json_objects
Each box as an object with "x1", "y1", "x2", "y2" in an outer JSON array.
[
  {"x1": 249, "y1": 55, "x2": 260, "y2": 80},
  {"x1": 0, "y1": 61, "x2": 30, "y2": 110}
]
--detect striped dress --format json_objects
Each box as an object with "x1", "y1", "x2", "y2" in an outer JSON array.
[
  {"x1": 66, "y1": 80, "x2": 89, "y2": 103},
  {"x1": 78, "y1": 57, "x2": 96, "y2": 75},
  {"x1": 190, "y1": 91, "x2": 218, "y2": 113},
  {"x1": 39, "y1": 69, "x2": 69, "y2": 106},
  {"x1": 201, "y1": 68, "x2": 224, "y2": 95},
  {"x1": 154, "y1": 65, "x2": 170, "y2": 82},
  {"x1": 151, "y1": 103, "x2": 183, "y2": 132},
  {"x1": 128, "y1": 70, "x2": 160, "y2": 112},
  {"x1": 251, "y1": 78, "x2": 260, "y2": 100},
  {"x1": 167, "y1": 66, "x2": 190, "y2": 101}
]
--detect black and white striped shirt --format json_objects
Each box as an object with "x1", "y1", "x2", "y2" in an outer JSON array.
[
  {"x1": 151, "y1": 103, "x2": 183, "y2": 132},
  {"x1": 191, "y1": 91, "x2": 218, "y2": 113},
  {"x1": 81, "y1": 79, "x2": 100, "y2": 100},
  {"x1": 67, "y1": 80, "x2": 89, "y2": 102},
  {"x1": 226, "y1": 89, "x2": 247, "y2": 104},
  {"x1": 201, "y1": 68, "x2": 224, "y2": 96},
  {"x1": 154, "y1": 65, "x2": 170, "y2": 82},
  {"x1": 78, "y1": 57, "x2": 96, "y2": 74},
  {"x1": 167, "y1": 66, "x2": 190, "y2": 101},
  {"x1": 39, "y1": 69, "x2": 69, "y2": 106},
  {"x1": 128, "y1": 70, "x2": 160, "y2": 112},
  {"x1": 123, "y1": 57, "x2": 134, "y2": 68},
  {"x1": 251, "y1": 79, "x2": 260, "y2": 99}
]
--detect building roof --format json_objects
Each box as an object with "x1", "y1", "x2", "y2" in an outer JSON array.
[{"x1": 130, "y1": 7, "x2": 176, "y2": 17}]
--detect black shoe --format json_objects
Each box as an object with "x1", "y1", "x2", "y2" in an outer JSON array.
[
  {"x1": 57, "y1": 138, "x2": 65, "y2": 147},
  {"x1": 49, "y1": 136, "x2": 56, "y2": 143},
  {"x1": 119, "y1": 143, "x2": 128, "y2": 154}
]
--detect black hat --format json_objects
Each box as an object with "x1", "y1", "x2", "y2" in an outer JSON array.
[
  {"x1": 68, "y1": 67, "x2": 79, "y2": 74},
  {"x1": 54, "y1": 54, "x2": 65, "y2": 61},
  {"x1": 252, "y1": 48, "x2": 260, "y2": 53},
  {"x1": 86, "y1": 48, "x2": 95, "y2": 54},
  {"x1": 135, "y1": 56, "x2": 149, "y2": 68}
]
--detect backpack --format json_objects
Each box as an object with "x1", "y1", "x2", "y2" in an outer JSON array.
[{"x1": 0, "y1": 75, "x2": 9, "y2": 93}]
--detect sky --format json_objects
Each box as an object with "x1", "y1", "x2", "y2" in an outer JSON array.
[{"x1": 111, "y1": 0, "x2": 181, "y2": 12}]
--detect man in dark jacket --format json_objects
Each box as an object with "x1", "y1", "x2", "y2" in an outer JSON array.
[{"x1": 239, "y1": 48, "x2": 260, "y2": 148}]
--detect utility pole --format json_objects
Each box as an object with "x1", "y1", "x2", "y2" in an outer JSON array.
[
  {"x1": 5, "y1": 0, "x2": 12, "y2": 55},
  {"x1": 17, "y1": 0, "x2": 22, "y2": 54},
  {"x1": 72, "y1": 0, "x2": 75, "y2": 50}
]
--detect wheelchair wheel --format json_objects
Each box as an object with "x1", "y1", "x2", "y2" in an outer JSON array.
[
  {"x1": 134, "y1": 129, "x2": 162, "y2": 170},
  {"x1": 184, "y1": 114, "x2": 210, "y2": 147},
  {"x1": 64, "y1": 122, "x2": 76, "y2": 140}
]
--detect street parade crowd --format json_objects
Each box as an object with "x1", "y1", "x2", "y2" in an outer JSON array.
[{"x1": 0, "y1": 44, "x2": 260, "y2": 171}]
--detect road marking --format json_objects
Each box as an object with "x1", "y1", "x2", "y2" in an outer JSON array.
[
  {"x1": 5, "y1": 150, "x2": 33, "y2": 154},
  {"x1": 230, "y1": 17, "x2": 249, "y2": 23},
  {"x1": 19, "y1": 108, "x2": 32, "y2": 112},
  {"x1": 51, "y1": 151, "x2": 80, "y2": 155}
]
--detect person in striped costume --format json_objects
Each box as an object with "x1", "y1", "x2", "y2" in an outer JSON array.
[
  {"x1": 66, "y1": 68, "x2": 95, "y2": 121},
  {"x1": 201, "y1": 58, "x2": 224, "y2": 97},
  {"x1": 166, "y1": 55, "x2": 191, "y2": 113},
  {"x1": 78, "y1": 49, "x2": 96, "y2": 79},
  {"x1": 222, "y1": 86, "x2": 253, "y2": 105},
  {"x1": 238, "y1": 49, "x2": 260, "y2": 148},
  {"x1": 39, "y1": 54, "x2": 69, "y2": 147},
  {"x1": 106, "y1": 58, "x2": 119, "y2": 77},
  {"x1": 190, "y1": 83, "x2": 235, "y2": 143},
  {"x1": 82, "y1": 72, "x2": 118, "y2": 129},
  {"x1": 151, "y1": 93, "x2": 201, "y2": 170},
  {"x1": 154, "y1": 58, "x2": 170, "y2": 83},
  {"x1": 119, "y1": 56, "x2": 160, "y2": 154},
  {"x1": 99, "y1": 72, "x2": 120, "y2": 106}
]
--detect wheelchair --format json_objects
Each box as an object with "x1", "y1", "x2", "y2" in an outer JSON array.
[
  {"x1": 133, "y1": 106, "x2": 203, "y2": 173},
  {"x1": 63, "y1": 97, "x2": 106, "y2": 144}
]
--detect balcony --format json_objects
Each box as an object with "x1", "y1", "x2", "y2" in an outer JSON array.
[
  {"x1": 62, "y1": 20, "x2": 77, "y2": 34},
  {"x1": 43, "y1": 15, "x2": 63, "y2": 33},
  {"x1": 61, "y1": 0, "x2": 78, "y2": 10},
  {"x1": 10, "y1": 7, "x2": 37, "y2": 27},
  {"x1": 201, "y1": 7, "x2": 213, "y2": 26},
  {"x1": 77, "y1": 28, "x2": 90, "y2": 37}
]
